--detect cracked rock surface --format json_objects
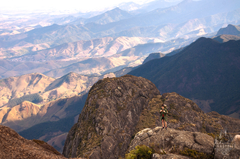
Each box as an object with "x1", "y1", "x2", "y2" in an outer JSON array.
[
  {"x1": 129, "y1": 127, "x2": 214, "y2": 156},
  {"x1": 63, "y1": 75, "x2": 160, "y2": 158}
]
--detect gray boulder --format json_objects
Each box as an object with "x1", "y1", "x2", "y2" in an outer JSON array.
[
  {"x1": 152, "y1": 153, "x2": 191, "y2": 159},
  {"x1": 129, "y1": 127, "x2": 214, "y2": 157}
]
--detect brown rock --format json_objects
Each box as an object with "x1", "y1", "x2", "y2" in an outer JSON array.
[
  {"x1": 63, "y1": 76, "x2": 240, "y2": 159},
  {"x1": 0, "y1": 125, "x2": 65, "y2": 159},
  {"x1": 63, "y1": 75, "x2": 160, "y2": 158}
]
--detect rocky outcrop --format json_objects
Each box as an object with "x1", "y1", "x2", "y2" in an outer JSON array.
[
  {"x1": 135, "y1": 92, "x2": 240, "y2": 135},
  {"x1": 129, "y1": 127, "x2": 214, "y2": 157},
  {"x1": 0, "y1": 125, "x2": 65, "y2": 159},
  {"x1": 152, "y1": 153, "x2": 191, "y2": 159},
  {"x1": 232, "y1": 135, "x2": 240, "y2": 149},
  {"x1": 63, "y1": 75, "x2": 160, "y2": 158},
  {"x1": 63, "y1": 75, "x2": 240, "y2": 159},
  {"x1": 214, "y1": 134, "x2": 240, "y2": 159}
]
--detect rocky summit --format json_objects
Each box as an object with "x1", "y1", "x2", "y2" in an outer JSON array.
[
  {"x1": 63, "y1": 75, "x2": 160, "y2": 158},
  {"x1": 63, "y1": 75, "x2": 240, "y2": 159}
]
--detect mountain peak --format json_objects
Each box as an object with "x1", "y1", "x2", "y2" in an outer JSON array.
[
  {"x1": 129, "y1": 38, "x2": 240, "y2": 115},
  {"x1": 63, "y1": 75, "x2": 240, "y2": 158},
  {"x1": 63, "y1": 75, "x2": 160, "y2": 158},
  {"x1": 217, "y1": 24, "x2": 240, "y2": 36}
]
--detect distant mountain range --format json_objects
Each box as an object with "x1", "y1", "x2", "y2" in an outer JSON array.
[
  {"x1": 129, "y1": 37, "x2": 240, "y2": 117},
  {"x1": 8, "y1": 36, "x2": 159, "y2": 61},
  {"x1": 0, "y1": 72, "x2": 116, "y2": 108},
  {"x1": 0, "y1": 36, "x2": 196, "y2": 79},
  {"x1": 1, "y1": 0, "x2": 240, "y2": 58}
]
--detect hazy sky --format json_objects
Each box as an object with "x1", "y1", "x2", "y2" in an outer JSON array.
[{"x1": 0, "y1": 0, "x2": 154, "y2": 13}]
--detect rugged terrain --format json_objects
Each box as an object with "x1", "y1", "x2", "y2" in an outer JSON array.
[
  {"x1": 0, "y1": 72, "x2": 114, "y2": 107},
  {"x1": 63, "y1": 75, "x2": 240, "y2": 158},
  {"x1": 0, "y1": 125, "x2": 66, "y2": 159},
  {"x1": 129, "y1": 37, "x2": 240, "y2": 117},
  {"x1": 1, "y1": 0, "x2": 240, "y2": 79}
]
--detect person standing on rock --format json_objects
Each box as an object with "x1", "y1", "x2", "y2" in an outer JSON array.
[{"x1": 160, "y1": 104, "x2": 168, "y2": 130}]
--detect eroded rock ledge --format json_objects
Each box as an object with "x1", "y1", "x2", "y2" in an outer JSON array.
[{"x1": 129, "y1": 127, "x2": 214, "y2": 158}]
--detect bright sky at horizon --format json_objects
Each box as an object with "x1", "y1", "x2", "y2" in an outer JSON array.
[{"x1": 0, "y1": 0, "x2": 154, "y2": 13}]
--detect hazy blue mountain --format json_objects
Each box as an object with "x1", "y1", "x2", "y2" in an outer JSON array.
[
  {"x1": 43, "y1": 57, "x2": 114, "y2": 78},
  {"x1": 119, "y1": 0, "x2": 240, "y2": 28},
  {"x1": 116, "y1": 37, "x2": 195, "y2": 56},
  {"x1": 119, "y1": 0, "x2": 182, "y2": 13},
  {"x1": 128, "y1": 37, "x2": 240, "y2": 115},
  {"x1": 0, "y1": 24, "x2": 93, "y2": 48},
  {"x1": 48, "y1": 15, "x2": 78, "y2": 25},
  {"x1": 213, "y1": 34, "x2": 240, "y2": 43},
  {"x1": 142, "y1": 52, "x2": 165, "y2": 64},
  {"x1": 2, "y1": 0, "x2": 240, "y2": 50},
  {"x1": 84, "y1": 7, "x2": 133, "y2": 25},
  {"x1": 136, "y1": 0, "x2": 182, "y2": 12},
  {"x1": 216, "y1": 24, "x2": 240, "y2": 36},
  {"x1": 118, "y1": 2, "x2": 141, "y2": 12},
  {"x1": 84, "y1": 0, "x2": 240, "y2": 40}
]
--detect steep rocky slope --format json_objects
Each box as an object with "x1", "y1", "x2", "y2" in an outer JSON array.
[
  {"x1": 0, "y1": 125, "x2": 66, "y2": 159},
  {"x1": 63, "y1": 75, "x2": 160, "y2": 158},
  {"x1": 63, "y1": 75, "x2": 240, "y2": 159}
]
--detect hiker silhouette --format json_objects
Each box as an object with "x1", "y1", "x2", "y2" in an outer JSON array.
[{"x1": 160, "y1": 104, "x2": 168, "y2": 130}]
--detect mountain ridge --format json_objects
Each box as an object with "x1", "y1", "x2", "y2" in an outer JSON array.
[{"x1": 128, "y1": 37, "x2": 240, "y2": 116}]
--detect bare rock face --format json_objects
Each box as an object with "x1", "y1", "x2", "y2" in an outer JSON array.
[
  {"x1": 0, "y1": 125, "x2": 66, "y2": 159},
  {"x1": 214, "y1": 134, "x2": 240, "y2": 159},
  {"x1": 63, "y1": 75, "x2": 160, "y2": 158},
  {"x1": 232, "y1": 135, "x2": 240, "y2": 149},
  {"x1": 129, "y1": 127, "x2": 214, "y2": 157},
  {"x1": 152, "y1": 153, "x2": 191, "y2": 159}
]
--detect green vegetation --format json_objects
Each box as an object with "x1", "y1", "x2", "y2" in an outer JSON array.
[
  {"x1": 8, "y1": 93, "x2": 43, "y2": 107},
  {"x1": 125, "y1": 145, "x2": 153, "y2": 159},
  {"x1": 179, "y1": 148, "x2": 214, "y2": 159}
]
